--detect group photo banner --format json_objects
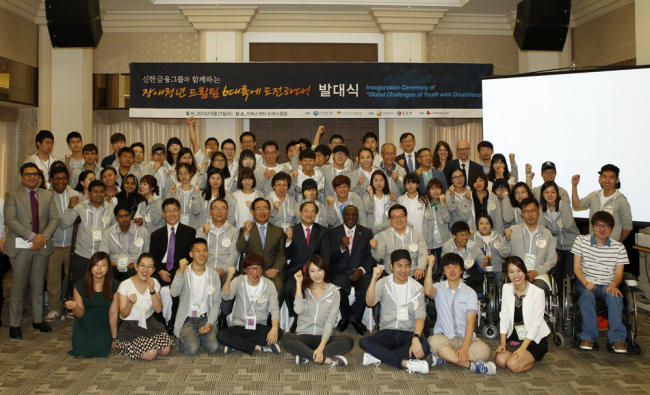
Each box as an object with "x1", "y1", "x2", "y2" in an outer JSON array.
[{"x1": 129, "y1": 62, "x2": 493, "y2": 119}]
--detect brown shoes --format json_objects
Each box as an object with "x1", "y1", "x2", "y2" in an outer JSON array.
[
  {"x1": 580, "y1": 339, "x2": 593, "y2": 350},
  {"x1": 612, "y1": 341, "x2": 627, "y2": 353}
]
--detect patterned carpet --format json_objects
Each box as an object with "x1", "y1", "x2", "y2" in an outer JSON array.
[{"x1": 1, "y1": 276, "x2": 650, "y2": 394}]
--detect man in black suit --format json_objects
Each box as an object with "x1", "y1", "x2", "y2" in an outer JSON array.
[
  {"x1": 283, "y1": 201, "x2": 330, "y2": 331},
  {"x1": 395, "y1": 132, "x2": 420, "y2": 174},
  {"x1": 329, "y1": 206, "x2": 375, "y2": 335},
  {"x1": 443, "y1": 140, "x2": 482, "y2": 187},
  {"x1": 151, "y1": 198, "x2": 194, "y2": 334}
]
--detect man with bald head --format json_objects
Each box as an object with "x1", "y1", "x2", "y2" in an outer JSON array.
[{"x1": 443, "y1": 140, "x2": 482, "y2": 187}]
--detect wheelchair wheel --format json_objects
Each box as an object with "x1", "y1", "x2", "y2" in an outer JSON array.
[
  {"x1": 629, "y1": 340, "x2": 645, "y2": 358},
  {"x1": 482, "y1": 324, "x2": 498, "y2": 340},
  {"x1": 553, "y1": 332, "x2": 565, "y2": 347},
  {"x1": 627, "y1": 292, "x2": 638, "y2": 341}
]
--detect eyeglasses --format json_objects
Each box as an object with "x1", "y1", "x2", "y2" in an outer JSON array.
[
  {"x1": 522, "y1": 209, "x2": 538, "y2": 214},
  {"x1": 594, "y1": 223, "x2": 612, "y2": 230},
  {"x1": 419, "y1": 154, "x2": 432, "y2": 159},
  {"x1": 164, "y1": 208, "x2": 180, "y2": 214},
  {"x1": 153, "y1": 152, "x2": 165, "y2": 156},
  {"x1": 451, "y1": 175, "x2": 464, "y2": 180},
  {"x1": 138, "y1": 264, "x2": 154, "y2": 270},
  {"x1": 331, "y1": 141, "x2": 343, "y2": 146},
  {"x1": 222, "y1": 147, "x2": 235, "y2": 152},
  {"x1": 254, "y1": 207, "x2": 270, "y2": 212},
  {"x1": 23, "y1": 172, "x2": 39, "y2": 178},
  {"x1": 265, "y1": 151, "x2": 277, "y2": 155},
  {"x1": 458, "y1": 148, "x2": 470, "y2": 151},
  {"x1": 177, "y1": 172, "x2": 191, "y2": 177},
  {"x1": 334, "y1": 152, "x2": 347, "y2": 157},
  {"x1": 245, "y1": 266, "x2": 262, "y2": 272},
  {"x1": 391, "y1": 214, "x2": 406, "y2": 220}
]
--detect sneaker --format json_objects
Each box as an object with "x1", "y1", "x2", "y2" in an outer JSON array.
[
  {"x1": 612, "y1": 341, "x2": 628, "y2": 354},
  {"x1": 429, "y1": 353, "x2": 445, "y2": 367},
  {"x1": 406, "y1": 359, "x2": 429, "y2": 375},
  {"x1": 295, "y1": 355, "x2": 310, "y2": 364},
  {"x1": 472, "y1": 361, "x2": 497, "y2": 375},
  {"x1": 330, "y1": 355, "x2": 348, "y2": 369},
  {"x1": 580, "y1": 339, "x2": 593, "y2": 350},
  {"x1": 45, "y1": 311, "x2": 60, "y2": 321},
  {"x1": 260, "y1": 344, "x2": 281, "y2": 354},
  {"x1": 223, "y1": 346, "x2": 235, "y2": 354},
  {"x1": 65, "y1": 311, "x2": 75, "y2": 319},
  {"x1": 362, "y1": 352, "x2": 381, "y2": 367}
]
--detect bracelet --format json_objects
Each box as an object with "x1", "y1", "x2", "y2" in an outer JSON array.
[{"x1": 112, "y1": 337, "x2": 117, "y2": 341}]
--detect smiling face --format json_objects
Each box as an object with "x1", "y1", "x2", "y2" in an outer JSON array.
[
  {"x1": 300, "y1": 202, "x2": 317, "y2": 226},
  {"x1": 473, "y1": 177, "x2": 486, "y2": 191},
  {"x1": 389, "y1": 208, "x2": 407, "y2": 232},
  {"x1": 437, "y1": 145, "x2": 449, "y2": 161},
  {"x1": 212, "y1": 155, "x2": 226, "y2": 169},
  {"x1": 457, "y1": 141, "x2": 470, "y2": 161},
  {"x1": 444, "y1": 262, "x2": 462, "y2": 281},
  {"x1": 507, "y1": 263, "x2": 526, "y2": 286},
  {"x1": 81, "y1": 173, "x2": 96, "y2": 191},
  {"x1": 417, "y1": 150, "x2": 432, "y2": 169},
  {"x1": 169, "y1": 143, "x2": 181, "y2": 155},
  {"x1": 599, "y1": 170, "x2": 618, "y2": 191},
  {"x1": 89, "y1": 186, "x2": 106, "y2": 206},
  {"x1": 342, "y1": 206, "x2": 359, "y2": 229},
  {"x1": 241, "y1": 177, "x2": 254, "y2": 189},
  {"x1": 163, "y1": 203, "x2": 180, "y2": 225},
  {"x1": 390, "y1": 258, "x2": 411, "y2": 283},
  {"x1": 210, "y1": 200, "x2": 228, "y2": 224},
  {"x1": 222, "y1": 143, "x2": 236, "y2": 160},
  {"x1": 241, "y1": 135, "x2": 256, "y2": 151},
  {"x1": 428, "y1": 186, "x2": 442, "y2": 200},
  {"x1": 92, "y1": 259, "x2": 109, "y2": 280},
  {"x1": 123, "y1": 177, "x2": 137, "y2": 194},
  {"x1": 452, "y1": 230, "x2": 470, "y2": 249},
  {"x1": 245, "y1": 265, "x2": 263, "y2": 283},
  {"x1": 189, "y1": 242, "x2": 209, "y2": 266},
  {"x1": 315, "y1": 151, "x2": 328, "y2": 167},
  {"x1": 20, "y1": 166, "x2": 40, "y2": 189},
  {"x1": 301, "y1": 157, "x2": 315, "y2": 172},
  {"x1": 136, "y1": 257, "x2": 154, "y2": 281},
  {"x1": 451, "y1": 170, "x2": 465, "y2": 188},
  {"x1": 514, "y1": 185, "x2": 529, "y2": 203},
  {"x1": 209, "y1": 173, "x2": 222, "y2": 191},
  {"x1": 308, "y1": 262, "x2": 325, "y2": 285},
  {"x1": 335, "y1": 183, "x2": 350, "y2": 199},
  {"x1": 359, "y1": 150, "x2": 373, "y2": 169},
  {"x1": 543, "y1": 186, "x2": 557, "y2": 205},
  {"x1": 592, "y1": 221, "x2": 613, "y2": 240},
  {"x1": 139, "y1": 180, "x2": 151, "y2": 196},
  {"x1": 263, "y1": 145, "x2": 278, "y2": 166},
  {"x1": 252, "y1": 200, "x2": 270, "y2": 224},
  {"x1": 119, "y1": 152, "x2": 134, "y2": 168},
  {"x1": 51, "y1": 171, "x2": 69, "y2": 194},
  {"x1": 102, "y1": 171, "x2": 116, "y2": 187},
  {"x1": 333, "y1": 151, "x2": 347, "y2": 167}
]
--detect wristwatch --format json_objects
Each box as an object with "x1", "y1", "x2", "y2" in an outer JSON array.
[
  {"x1": 149, "y1": 290, "x2": 156, "y2": 295},
  {"x1": 413, "y1": 333, "x2": 421, "y2": 340}
]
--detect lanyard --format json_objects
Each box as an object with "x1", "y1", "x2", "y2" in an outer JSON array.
[
  {"x1": 245, "y1": 280, "x2": 262, "y2": 314},
  {"x1": 37, "y1": 155, "x2": 51, "y2": 176},
  {"x1": 180, "y1": 188, "x2": 191, "y2": 213},
  {"x1": 521, "y1": 228, "x2": 541, "y2": 256}
]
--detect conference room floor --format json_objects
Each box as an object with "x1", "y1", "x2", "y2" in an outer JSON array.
[{"x1": 1, "y1": 272, "x2": 650, "y2": 395}]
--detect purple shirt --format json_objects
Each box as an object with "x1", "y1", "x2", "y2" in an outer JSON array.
[{"x1": 24, "y1": 186, "x2": 38, "y2": 241}]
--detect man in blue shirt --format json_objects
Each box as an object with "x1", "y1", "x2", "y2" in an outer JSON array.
[{"x1": 424, "y1": 253, "x2": 496, "y2": 375}]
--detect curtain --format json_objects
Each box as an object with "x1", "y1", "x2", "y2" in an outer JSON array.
[
  {"x1": 92, "y1": 122, "x2": 193, "y2": 159},
  {"x1": 0, "y1": 122, "x2": 16, "y2": 198},
  {"x1": 427, "y1": 119, "x2": 483, "y2": 162}
]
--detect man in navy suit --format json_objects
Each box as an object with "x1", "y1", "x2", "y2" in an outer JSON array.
[
  {"x1": 283, "y1": 201, "x2": 330, "y2": 331},
  {"x1": 329, "y1": 206, "x2": 375, "y2": 335},
  {"x1": 443, "y1": 140, "x2": 482, "y2": 187}
]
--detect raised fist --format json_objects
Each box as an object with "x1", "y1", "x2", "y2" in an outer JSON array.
[
  {"x1": 572, "y1": 175, "x2": 580, "y2": 186},
  {"x1": 65, "y1": 154, "x2": 71, "y2": 163},
  {"x1": 504, "y1": 228, "x2": 513, "y2": 241},
  {"x1": 227, "y1": 266, "x2": 236, "y2": 279},
  {"x1": 273, "y1": 200, "x2": 280, "y2": 211},
  {"x1": 369, "y1": 239, "x2": 378, "y2": 249},
  {"x1": 509, "y1": 153, "x2": 515, "y2": 162},
  {"x1": 187, "y1": 116, "x2": 196, "y2": 126},
  {"x1": 134, "y1": 217, "x2": 144, "y2": 226},
  {"x1": 449, "y1": 185, "x2": 456, "y2": 195},
  {"x1": 416, "y1": 168, "x2": 423, "y2": 177},
  {"x1": 264, "y1": 168, "x2": 276, "y2": 179},
  {"x1": 65, "y1": 301, "x2": 77, "y2": 311},
  {"x1": 303, "y1": 190, "x2": 312, "y2": 201},
  {"x1": 464, "y1": 190, "x2": 472, "y2": 200},
  {"x1": 245, "y1": 200, "x2": 252, "y2": 208},
  {"x1": 69, "y1": 196, "x2": 79, "y2": 209},
  {"x1": 366, "y1": 185, "x2": 374, "y2": 198},
  {"x1": 326, "y1": 196, "x2": 334, "y2": 206},
  {"x1": 427, "y1": 254, "x2": 435, "y2": 268},
  {"x1": 285, "y1": 227, "x2": 293, "y2": 241},
  {"x1": 439, "y1": 194, "x2": 446, "y2": 204},
  {"x1": 169, "y1": 184, "x2": 177, "y2": 194},
  {"x1": 244, "y1": 220, "x2": 253, "y2": 236},
  {"x1": 341, "y1": 236, "x2": 350, "y2": 250},
  {"x1": 128, "y1": 293, "x2": 138, "y2": 304},
  {"x1": 294, "y1": 270, "x2": 303, "y2": 283},
  {"x1": 372, "y1": 266, "x2": 383, "y2": 280},
  {"x1": 317, "y1": 125, "x2": 325, "y2": 135},
  {"x1": 178, "y1": 258, "x2": 188, "y2": 273},
  {"x1": 358, "y1": 176, "x2": 364, "y2": 186},
  {"x1": 291, "y1": 170, "x2": 298, "y2": 179},
  {"x1": 389, "y1": 192, "x2": 397, "y2": 202},
  {"x1": 525, "y1": 163, "x2": 532, "y2": 173},
  {"x1": 469, "y1": 227, "x2": 475, "y2": 237},
  {"x1": 392, "y1": 171, "x2": 399, "y2": 181}
]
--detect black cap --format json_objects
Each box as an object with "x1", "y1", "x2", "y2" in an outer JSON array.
[
  {"x1": 390, "y1": 249, "x2": 411, "y2": 264},
  {"x1": 541, "y1": 161, "x2": 556, "y2": 171},
  {"x1": 599, "y1": 164, "x2": 620, "y2": 177},
  {"x1": 332, "y1": 145, "x2": 349, "y2": 157},
  {"x1": 151, "y1": 143, "x2": 166, "y2": 153}
]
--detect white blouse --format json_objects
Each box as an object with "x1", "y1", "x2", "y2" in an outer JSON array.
[{"x1": 118, "y1": 277, "x2": 161, "y2": 328}]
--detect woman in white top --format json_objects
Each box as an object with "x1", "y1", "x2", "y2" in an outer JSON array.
[
  {"x1": 115, "y1": 254, "x2": 174, "y2": 360},
  {"x1": 192, "y1": 167, "x2": 236, "y2": 229},
  {"x1": 397, "y1": 173, "x2": 434, "y2": 248},
  {"x1": 207, "y1": 151, "x2": 235, "y2": 193},
  {"x1": 230, "y1": 149, "x2": 257, "y2": 193},
  {"x1": 487, "y1": 154, "x2": 516, "y2": 190},
  {"x1": 231, "y1": 167, "x2": 264, "y2": 229},
  {"x1": 496, "y1": 256, "x2": 550, "y2": 373},
  {"x1": 159, "y1": 147, "x2": 203, "y2": 199},
  {"x1": 361, "y1": 170, "x2": 396, "y2": 234},
  {"x1": 167, "y1": 162, "x2": 201, "y2": 228}
]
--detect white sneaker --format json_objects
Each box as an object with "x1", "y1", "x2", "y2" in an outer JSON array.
[
  {"x1": 429, "y1": 353, "x2": 445, "y2": 367},
  {"x1": 296, "y1": 355, "x2": 309, "y2": 364},
  {"x1": 406, "y1": 359, "x2": 429, "y2": 375},
  {"x1": 45, "y1": 311, "x2": 60, "y2": 321},
  {"x1": 260, "y1": 344, "x2": 281, "y2": 354},
  {"x1": 472, "y1": 361, "x2": 497, "y2": 375},
  {"x1": 362, "y1": 352, "x2": 381, "y2": 367},
  {"x1": 329, "y1": 355, "x2": 348, "y2": 369}
]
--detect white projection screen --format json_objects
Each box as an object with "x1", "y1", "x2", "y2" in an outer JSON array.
[{"x1": 482, "y1": 67, "x2": 650, "y2": 222}]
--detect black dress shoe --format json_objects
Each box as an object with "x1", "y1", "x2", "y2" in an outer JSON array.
[
  {"x1": 337, "y1": 320, "x2": 350, "y2": 332},
  {"x1": 10, "y1": 326, "x2": 22, "y2": 339},
  {"x1": 350, "y1": 319, "x2": 368, "y2": 335},
  {"x1": 33, "y1": 322, "x2": 52, "y2": 332}
]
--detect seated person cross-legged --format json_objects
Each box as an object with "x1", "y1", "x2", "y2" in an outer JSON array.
[
  {"x1": 496, "y1": 256, "x2": 550, "y2": 373},
  {"x1": 170, "y1": 238, "x2": 222, "y2": 356},
  {"x1": 572, "y1": 211, "x2": 629, "y2": 353},
  {"x1": 115, "y1": 254, "x2": 174, "y2": 361},
  {"x1": 425, "y1": 253, "x2": 496, "y2": 375},
  {"x1": 217, "y1": 254, "x2": 284, "y2": 355},
  {"x1": 359, "y1": 249, "x2": 430, "y2": 375},
  {"x1": 282, "y1": 255, "x2": 354, "y2": 367},
  {"x1": 329, "y1": 205, "x2": 376, "y2": 335}
]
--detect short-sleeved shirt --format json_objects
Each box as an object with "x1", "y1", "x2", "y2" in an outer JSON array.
[
  {"x1": 432, "y1": 280, "x2": 479, "y2": 340},
  {"x1": 571, "y1": 235, "x2": 629, "y2": 285},
  {"x1": 117, "y1": 277, "x2": 161, "y2": 328}
]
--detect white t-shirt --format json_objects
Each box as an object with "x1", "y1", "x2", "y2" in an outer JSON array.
[
  {"x1": 399, "y1": 194, "x2": 424, "y2": 235},
  {"x1": 232, "y1": 189, "x2": 258, "y2": 229},
  {"x1": 117, "y1": 278, "x2": 161, "y2": 328},
  {"x1": 393, "y1": 281, "x2": 408, "y2": 306},
  {"x1": 599, "y1": 190, "x2": 612, "y2": 210},
  {"x1": 190, "y1": 269, "x2": 208, "y2": 316},
  {"x1": 374, "y1": 195, "x2": 388, "y2": 226}
]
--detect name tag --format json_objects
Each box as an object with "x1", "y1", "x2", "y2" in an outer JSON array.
[
  {"x1": 245, "y1": 314, "x2": 257, "y2": 329},
  {"x1": 281, "y1": 222, "x2": 290, "y2": 232},
  {"x1": 524, "y1": 254, "x2": 536, "y2": 270},
  {"x1": 191, "y1": 303, "x2": 201, "y2": 318},
  {"x1": 92, "y1": 228, "x2": 102, "y2": 242},
  {"x1": 117, "y1": 255, "x2": 128, "y2": 272},
  {"x1": 397, "y1": 306, "x2": 409, "y2": 321},
  {"x1": 180, "y1": 214, "x2": 190, "y2": 225},
  {"x1": 515, "y1": 324, "x2": 528, "y2": 341}
]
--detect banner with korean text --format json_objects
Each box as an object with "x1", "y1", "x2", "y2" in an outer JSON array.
[{"x1": 129, "y1": 62, "x2": 493, "y2": 119}]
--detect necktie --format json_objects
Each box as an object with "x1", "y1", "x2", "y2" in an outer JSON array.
[
  {"x1": 347, "y1": 229, "x2": 353, "y2": 253},
  {"x1": 462, "y1": 163, "x2": 467, "y2": 186},
  {"x1": 260, "y1": 225, "x2": 266, "y2": 249},
  {"x1": 30, "y1": 190, "x2": 39, "y2": 233},
  {"x1": 408, "y1": 154, "x2": 414, "y2": 173},
  {"x1": 306, "y1": 227, "x2": 311, "y2": 247},
  {"x1": 166, "y1": 227, "x2": 176, "y2": 271}
]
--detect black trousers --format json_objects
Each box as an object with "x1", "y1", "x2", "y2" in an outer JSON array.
[
  {"x1": 330, "y1": 269, "x2": 371, "y2": 322},
  {"x1": 216, "y1": 324, "x2": 284, "y2": 355},
  {"x1": 282, "y1": 334, "x2": 354, "y2": 363}
]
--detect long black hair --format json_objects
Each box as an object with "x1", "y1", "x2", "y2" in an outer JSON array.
[
  {"x1": 116, "y1": 174, "x2": 145, "y2": 217},
  {"x1": 509, "y1": 182, "x2": 533, "y2": 209},
  {"x1": 165, "y1": 137, "x2": 183, "y2": 166},
  {"x1": 202, "y1": 167, "x2": 226, "y2": 200},
  {"x1": 209, "y1": 151, "x2": 231, "y2": 179},
  {"x1": 75, "y1": 170, "x2": 95, "y2": 193}
]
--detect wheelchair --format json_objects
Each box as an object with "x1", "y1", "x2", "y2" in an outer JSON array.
[
  {"x1": 545, "y1": 268, "x2": 566, "y2": 347},
  {"x1": 563, "y1": 271, "x2": 644, "y2": 357}
]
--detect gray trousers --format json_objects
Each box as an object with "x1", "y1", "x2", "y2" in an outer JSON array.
[{"x1": 10, "y1": 250, "x2": 48, "y2": 327}]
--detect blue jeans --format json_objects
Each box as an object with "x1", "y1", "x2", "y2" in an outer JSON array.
[
  {"x1": 178, "y1": 315, "x2": 220, "y2": 355},
  {"x1": 577, "y1": 282, "x2": 626, "y2": 344},
  {"x1": 359, "y1": 329, "x2": 430, "y2": 369}
]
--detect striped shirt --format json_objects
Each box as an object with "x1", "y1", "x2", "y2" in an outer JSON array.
[{"x1": 571, "y1": 235, "x2": 628, "y2": 285}]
